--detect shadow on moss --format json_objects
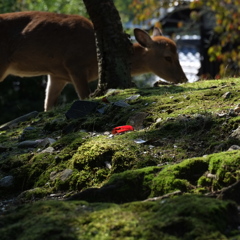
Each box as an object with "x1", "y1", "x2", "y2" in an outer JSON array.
[{"x1": 1, "y1": 195, "x2": 239, "y2": 240}]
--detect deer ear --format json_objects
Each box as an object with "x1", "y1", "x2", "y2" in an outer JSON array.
[
  {"x1": 152, "y1": 27, "x2": 163, "y2": 37},
  {"x1": 134, "y1": 28, "x2": 153, "y2": 48}
]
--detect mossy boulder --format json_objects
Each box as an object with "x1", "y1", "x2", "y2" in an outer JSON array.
[
  {"x1": 151, "y1": 150, "x2": 240, "y2": 198},
  {"x1": 68, "y1": 166, "x2": 161, "y2": 203}
]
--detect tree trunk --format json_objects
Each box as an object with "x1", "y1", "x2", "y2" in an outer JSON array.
[{"x1": 82, "y1": 0, "x2": 132, "y2": 97}]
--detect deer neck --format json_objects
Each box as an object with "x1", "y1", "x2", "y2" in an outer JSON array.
[{"x1": 131, "y1": 43, "x2": 150, "y2": 76}]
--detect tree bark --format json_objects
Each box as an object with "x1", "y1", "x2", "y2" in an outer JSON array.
[{"x1": 82, "y1": 0, "x2": 132, "y2": 97}]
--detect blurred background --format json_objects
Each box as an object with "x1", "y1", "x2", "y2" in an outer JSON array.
[{"x1": 0, "y1": 0, "x2": 239, "y2": 124}]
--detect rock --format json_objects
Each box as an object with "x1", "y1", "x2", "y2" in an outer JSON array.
[
  {"x1": 134, "y1": 139, "x2": 147, "y2": 144},
  {"x1": 0, "y1": 198, "x2": 16, "y2": 212},
  {"x1": 0, "y1": 176, "x2": 14, "y2": 187},
  {"x1": 96, "y1": 105, "x2": 107, "y2": 114},
  {"x1": 41, "y1": 147, "x2": 55, "y2": 153},
  {"x1": 234, "y1": 107, "x2": 240, "y2": 113},
  {"x1": 214, "y1": 143, "x2": 227, "y2": 152},
  {"x1": 228, "y1": 145, "x2": 240, "y2": 151},
  {"x1": 216, "y1": 112, "x2": 227, "y2": 118},
  {"x1": 50, "y1": 169, "x2": 73, "y2": 181},
  {"x1": 113, "y1": 100, "x2": 130, "y2": 107},
  {"x1": 128, "y1": 112, "x2": 148, "y2": 130},
  {"x1": 39, "y1": 138, "x2": 56, "y2": 147},
  {"x1": 125, "y1": 94, "x2": 141, "y2": 101},
  {"x1": 230, "y1": 126, "x2": 240, "y2": 140},
  {"x1": 104, "y1": 161, "x2": 112, "y2": 169},
  {"x1": 18, "y1": 126, "x2": 36, "y2": 141},
  {"x1": 50, "y1": 171, "x2": 58, "y2": 181},
  {"x1": 234, "y1": 103, "x2": 240, "y2": 113},
  {"x1": 65, "y1": 100, "x2": 99, "y2": 119},
  {"x1": 60, "y1": 169, "x2": 73, "y2": 181},
  {"x1": 18, "y1": 140, "x2": 39, "y2": 148},
  {"x1": 204, "y1": 172, "x2": 216, "y2": 179},
  {"x1": 229, "y1": 109, "x2": 238, "y2": 117},
  {"x1": 156, "y1": 118, "x2": 162, "y2": 123},
  {"x1": 0, "y1": 111, "x2": 39, "y2": 131},
  {"x1": 18, "y1": 138, "x2": 56, "y2": 149},
  {"x1": 222, "y1": 91, "x2": 231, "y2": 99},
  {"x1": 17, "y1": 187, "x2": 48, "y2": 201},
  {"x1": 67, "y1": 167, "x2": 161, "y2": 203}
]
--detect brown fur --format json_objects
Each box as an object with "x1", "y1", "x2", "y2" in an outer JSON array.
[{"x1": 0, "y1": 11, "x2": 187, "y2": 111}]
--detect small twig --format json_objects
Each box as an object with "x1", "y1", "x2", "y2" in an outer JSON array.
[{"x1": 143, "y1": 190, "x2": 182, "y2": 202}]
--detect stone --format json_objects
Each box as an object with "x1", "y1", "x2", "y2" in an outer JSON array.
[
  {"x1": 18, "y1": 140, "x2": 39, "y2": 148},
  {"x1": 113, "y1": 100, "x2": 130, "y2": 107},
  {"x1": 0, "y1": 111, "x2": 39, "y2": 131},
  {"x1": 65, "y1": 100, "x2": 99, "y2": 119},
  {"x1": 125, "y1": 94, "x2": 141, "y2": 101},
  {"x1": 0, "y1": 176, "x2": 14, "y2": 187},
  {"x1": 60, "y1": 169, "x2": 73, "y2": 181},
  {"x1": 230, "y1": 126, "x2": 240, "y2": 140},
  {"x1": 228, "y1": 145, "x2": 240, "y2": 151},
  {"x1": 50, "y1": 169, "x2": 73, "y2": 181},
  {"x1": 222, "y1": 91, "x2": 231, "y2": 99},
  {"x1": 234, "y1": 103, "x2": 240, "y2": 113},
  {"x1": 41, "y1": 147, "x2": 55, "y2": 153},
  {"x1": 229, "y1": 109, "x2": 238, "y2": 117},
  {"x1": 18, "y1": 138, "x2": 56, "y2": 149},
  {"x1": 128, "y1": 112, "x2": 148, "y2": 130},
  {"x1": 39, "y1": 138, "x2": 56, "y2": 147}
]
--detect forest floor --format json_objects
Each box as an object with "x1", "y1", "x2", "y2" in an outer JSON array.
[{"x1": 0, "y1": 78, "x2": 240, "y2": 239}]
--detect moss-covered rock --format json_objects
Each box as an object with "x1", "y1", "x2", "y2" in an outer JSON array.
[
  {"x1": 0, "y1": 195, "x2": 239, "y2": 240},
  {"x1": 151, "y1": 157, "x2": 209, "y2": 196},
  {"x1": 151, "y1": 151, "x2": 240, "y2": 197},
  {"x1": 68, "y1": 166, "x2": 161, "y2": 203}
]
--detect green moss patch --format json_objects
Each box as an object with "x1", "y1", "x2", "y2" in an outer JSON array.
[
  {"x1": 151, "y1": 150, "x2": 240, "y2": 197},
  {"x1": 68, "y1": 166, "x2": 162, "y2": 203},
  {"x1": 0, "y1": 195, "x2": 239, "y2": 240}
]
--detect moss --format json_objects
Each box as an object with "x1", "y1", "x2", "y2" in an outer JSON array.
[
  {"x1": 151, "y1": 157, "x2": 209, "y2": 196},
  {"x1": 1, "y1": 195, "x2": 238, "y2": 240},
  {"x1": 19, "y1": 126, "x2": 44, "y2": 141},
  {"x1": 66, "y1": 166, "x2": 162, "y2": 203},
  {"x1": 0, "y1": 131, "x2": 8, "y2": 142},
  {"x1": 151, "y1": 151, "x2": 240, "y2": 197},
  {"x1": 1, "y1": 153, "x2": 33, "y2": 171},
  {"x1": 197, "y1": 176, "x2": 213, "y2": 188},
  {"x1": 139, "y1": 194, "x2": 239, "y2": 240},
  {"x1": 68, "y1": 169, "x2": 95, "y2": 191},
  {"x1": 52, "y1": 132, "x2": 88, "y2": 161},
  {"x1": 18, "y1": 187, "x2": 52, "y2": 201},
  {"x1": 103, "y1": 166, "x2": 162, "y2": 202},
  {"x1": 0, "y1": 200, "x2": 81, "y2": 240},
  {"x1": 208, "y1": 150, "x2": 240, "y2": 189},
  {"x1": 70, "y1": 136, "x2": 142, "y2": 172},
  {"x1": 43, "y1": 118, "x2": 67, "y2": 132},
  {"x1": 10, "y1": 153, "x2": 56, "y2": 190},
  {"x1": 3, "y1": 78, "x2": 240, "y2": 238}
]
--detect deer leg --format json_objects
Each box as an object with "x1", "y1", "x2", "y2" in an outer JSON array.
[
  {"x1": 69, "y1": 71, "x2": 91, "y2": 100},
  {"x1": 0, "y1": 62, "x2": 10, "y2": 82},
  {"x1": 44, "y1": 75, "x2": 67, "y2": 111}
]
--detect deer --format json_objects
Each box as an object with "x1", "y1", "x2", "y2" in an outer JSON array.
[{"x1": 0, "y1": 11, "x2": 188, "y2": 111}]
